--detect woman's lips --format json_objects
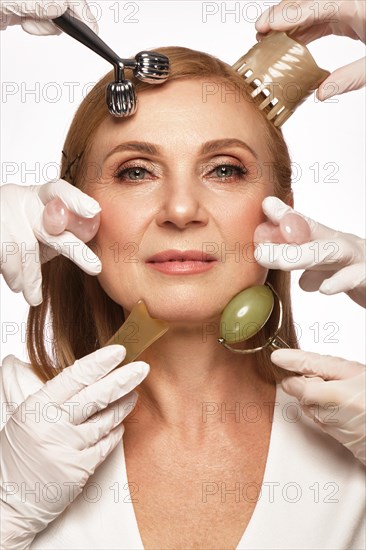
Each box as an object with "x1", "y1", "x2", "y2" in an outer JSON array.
[
  {"x1": 146, "y1": 249, "x2": 217, "y2": 263},
  {"x1": 147, "y1": 260, "x2": 217, "y2": 274},
  {"x1": 146, "y1": 249, "x2": 218, "y2": 275}
]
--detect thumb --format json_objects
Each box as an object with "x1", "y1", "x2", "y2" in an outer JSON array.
[{"x1": 317, "y1": 58, "x2": 366, "y2": 100}]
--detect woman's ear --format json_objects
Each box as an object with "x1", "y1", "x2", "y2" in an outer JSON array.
[{"x1": 287, "y1": 191, "x2": 294, "y2": 209}]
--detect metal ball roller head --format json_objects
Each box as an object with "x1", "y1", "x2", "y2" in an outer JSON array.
[{"x1": 106, "y1": 52, "x2": 170, "y2": 117}]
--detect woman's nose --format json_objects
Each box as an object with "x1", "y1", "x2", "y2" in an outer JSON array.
[{"x1": 155, "y1": 175, "x2": 209, "y2": 230}]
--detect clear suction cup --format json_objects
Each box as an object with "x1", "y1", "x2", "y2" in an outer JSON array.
[
  {"x1": 218, "y1": 282, "x2": 289, "y2": 354},
  {"x1": 254, "y1": 212, "x2": 311, "y2": 245},
  {"x1": 105, "y1": 300, "x2": 169, "y2": 368},
  {"x1": 43, "y1": 198, "x2": 100, "y2": 241}
]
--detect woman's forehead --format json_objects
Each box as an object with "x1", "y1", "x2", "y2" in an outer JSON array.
[{"x1": 92, "y1": 78, "x2": 268, "y2": 158}]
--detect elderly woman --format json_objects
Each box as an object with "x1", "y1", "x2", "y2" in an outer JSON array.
[{"x1": 1, "y1": 46, "x2": 365, "y2": 550}]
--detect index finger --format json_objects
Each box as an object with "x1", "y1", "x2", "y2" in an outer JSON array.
[
  {"x1": 254, "y1": 238, "x2": 352, "y2": 271},
  {"x1": 271, "y1": 349, "x2": 365, "y2": 380},
  {"x1": 34, "y1": 228, "x2": 102, "y2": 275}
]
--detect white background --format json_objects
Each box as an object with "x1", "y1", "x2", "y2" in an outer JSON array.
[{"x1": 1, "y1": 0, "x2": 365, "y2": 364}]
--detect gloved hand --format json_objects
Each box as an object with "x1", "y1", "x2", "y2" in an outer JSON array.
[
  {"x1": 271, "y1": 348, "x2": 366, "y2": 465},
  {"x1": 254, "y1": 197, "x2": 366, "y2": 308},
  {"x1": 255, "y1": 0, "x2": 366, "y2": 100},
  {"x1": 0, "y1": 180, "x2": 102, "y2": 306},
  {"x1": 0, "y1": 345, "x2": 149, "y2": 549},
  {"x1": 0, "y1": 0, "x2": 99, "y2": 35}
]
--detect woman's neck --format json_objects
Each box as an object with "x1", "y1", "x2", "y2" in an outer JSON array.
[{"x1": 131, "y1": 321, "x2": 275, "y2": 445}]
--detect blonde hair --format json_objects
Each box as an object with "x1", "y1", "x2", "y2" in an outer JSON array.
[{"x1": 27, "y1": 46, "x2": 299, "y2": 384}]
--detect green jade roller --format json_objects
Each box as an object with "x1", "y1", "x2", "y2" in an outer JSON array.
[
  {"x1": 219, "y1": 281, "x2": 321, "y2": 379},
  {"x1": 218, "y1": 211, "x2": 312, "y2": 354},
  {"x1": 219, "y1": 282, "x2": 289, "y2": 354}
]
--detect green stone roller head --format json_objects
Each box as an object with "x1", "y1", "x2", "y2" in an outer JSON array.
[
  {"x1": 105, "y1": 300, "x2": 169, "y2": 367},
  {"x1": 219, "y1": 282, "x2": 289, "y2": 354}
]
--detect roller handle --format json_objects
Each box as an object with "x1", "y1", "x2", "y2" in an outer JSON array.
[{"x1": 53, "y1": 9, "x2": 121, "y2": 67}]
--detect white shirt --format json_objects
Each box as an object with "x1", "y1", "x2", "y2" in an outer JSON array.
[{"x1": 1, "y1": 354, "x2": 365, "y2": 549}]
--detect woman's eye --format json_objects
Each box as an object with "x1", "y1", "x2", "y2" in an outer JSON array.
[
  {"x1": 114, "y1": 165, "x2": 150, "y2": 181},
  {"x1": 208, "y1": 163, "x2": 247, "y2": 180},
  {"x1": 113, "y1": 162, "x2": 247, "y2": 182}
]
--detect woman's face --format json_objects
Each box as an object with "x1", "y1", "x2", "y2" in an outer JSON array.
[{"x1": 86, "y1": 78, "x2": 275, "y2": 323}]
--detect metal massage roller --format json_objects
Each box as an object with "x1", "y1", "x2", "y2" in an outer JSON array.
[{"x1": 53, "y1": 9, "x2": 170, "y2": 117}]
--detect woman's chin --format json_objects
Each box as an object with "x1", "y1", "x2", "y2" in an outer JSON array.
[{"x1": 122, "y1": 294, "x2": 226, "y2": 325}]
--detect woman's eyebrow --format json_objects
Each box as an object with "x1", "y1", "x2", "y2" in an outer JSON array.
[
  {"x1": 200, "y1": 139, "x2": 258, "y2": 159},
  {"x1": 103, "y1": 138, "x2": 258, "y2": 161}
]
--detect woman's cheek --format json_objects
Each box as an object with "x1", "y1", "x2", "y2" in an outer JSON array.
[
  {"x1": 228, "y1": 199, "x2": 265, "y2": 245},
  {"x1": 94, "y1": 239, "x2": 137, "y2": 305},
  {"x1": 227, "y1": 199, "x2": 268, "y2": 282}
]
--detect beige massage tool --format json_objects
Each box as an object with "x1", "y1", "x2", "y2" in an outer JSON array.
[
  {"x1": 105, "y1": 301, "x2": 169, "y2": 368},
  {"x1": 232, "y1": 31, "x2": 330, "y2": 127}
]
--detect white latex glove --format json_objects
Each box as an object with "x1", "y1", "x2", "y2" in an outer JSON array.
[
  {"x1": 0, "y1": 180, "x2": 102, "y2": 306},
  {"x1": 271, "y1": 348, "x2": 366, "y2": 465},
  {"x1": 0, "y1": 345, "x2": 149, "y2": 549},
  {"x1": 255, "y1": 0, "x2": 366, "y2": 100},
  {"x1": 0, "y1": 0, "x2": 99, "y2": 35},
  {"x1": 254, "y1": 197, "x2": 366, "y2": 308}
]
